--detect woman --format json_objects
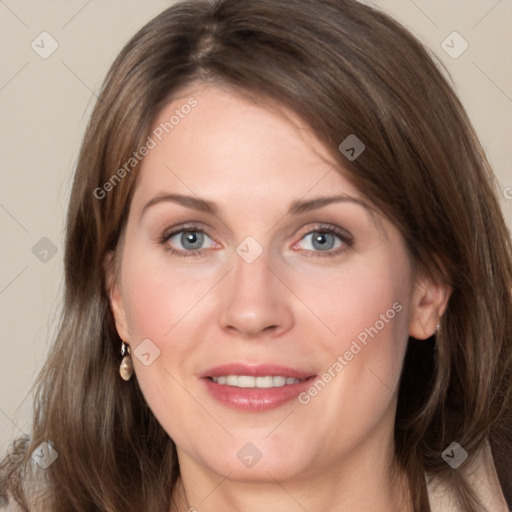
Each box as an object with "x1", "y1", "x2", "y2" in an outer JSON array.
[{"x1": 1, "y1": 0, "x2": 511, "y2": 510}]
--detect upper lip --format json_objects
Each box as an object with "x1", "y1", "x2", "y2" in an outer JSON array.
[{"x1": 199, "y1": 363, "x2": 315, "y2": 380}]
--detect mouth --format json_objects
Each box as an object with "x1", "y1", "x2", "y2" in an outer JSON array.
[{"x1": 199, "y1": 364, "x2": 317, "y2": 411}]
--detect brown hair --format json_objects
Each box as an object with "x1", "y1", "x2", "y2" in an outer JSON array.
[{"x1": 1, "y1": 0, "x2": 511, "y2": 510}]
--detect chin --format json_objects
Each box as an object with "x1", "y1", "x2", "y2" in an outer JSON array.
[{"x1": 194, "y1": 439, "x2": 315, "y2": 483}]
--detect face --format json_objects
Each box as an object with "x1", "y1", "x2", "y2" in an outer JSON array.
[{"x1": 108, "y1": 84, "x2": 445, "y2": 484}]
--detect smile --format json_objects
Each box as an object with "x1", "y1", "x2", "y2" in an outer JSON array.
[{"x1": 200, "y1": 364, "x2": 317, "y2": 411}]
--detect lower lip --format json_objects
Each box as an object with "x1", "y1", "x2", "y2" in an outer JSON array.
[{"x1": 202, "y1": 377, "x2": 316, "y2": 411}]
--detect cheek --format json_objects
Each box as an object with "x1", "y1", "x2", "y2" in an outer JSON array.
[
  {"x1": 293, "y1": 255, "x2": 409, "y2": 353},
  {"x1": 295, "y1": 255, "x2": 410, "y2": 416},
  {"x1": 120, "y1": 246, "x2": 216, "y2": 341},
  {"x1": 118, "y1": 248, "x2": 214, "y2": 438}
]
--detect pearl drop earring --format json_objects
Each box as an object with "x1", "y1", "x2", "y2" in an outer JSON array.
[{"x1": 119, "y1": 341, "x2": 133, "y2": 381}]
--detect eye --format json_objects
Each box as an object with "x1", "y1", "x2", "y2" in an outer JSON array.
[
  {"x1": 160, "y1": 227, "x2": 217, "y2": 257},
  {"x1": 293, "y1": 225, "x2": 352, "y2": 257}
]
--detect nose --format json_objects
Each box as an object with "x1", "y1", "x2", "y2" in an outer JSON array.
[{"x1": 218, "y1": 249, "x2": 294, "y2": 339}]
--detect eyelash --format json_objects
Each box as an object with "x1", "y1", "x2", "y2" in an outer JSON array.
[{"x1": 158, "y1": 223, "x2": 353, "y2": 259}]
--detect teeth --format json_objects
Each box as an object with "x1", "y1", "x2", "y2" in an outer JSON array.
[
  {"x1": 211, "y1": 375, "x2": 302, "y2": 388},
  {"x1": 272, "y1": 376, "x2": 286, "y2": 387},
  {"x1": 238, "y1": 376, "x2": 255, "y2": 388},
  {"x1": 226, "y1": 375, "x2": 238, "y2": 386}
]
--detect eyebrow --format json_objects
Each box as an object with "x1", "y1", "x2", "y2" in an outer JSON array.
[{"x1": 139, "y1": 193, "x2": 372, "y2": 221}]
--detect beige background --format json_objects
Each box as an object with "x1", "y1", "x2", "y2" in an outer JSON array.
[{"x1": 1, "y1": 0, "x2": 511, "y2": 454}]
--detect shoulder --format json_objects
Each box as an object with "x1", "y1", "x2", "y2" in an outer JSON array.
[
  {"x1": 426, "y1": 439, "x2": 509, "y2": 512},
  {"x1": 0, "y1": 498, "x2": 23, "y2": 512},
  {"x1": 0, "y1": 478, "x2": 49, "y2": 512},
  {"x1": 0, "y1": 496, "x2": 47, "y2": 512}
]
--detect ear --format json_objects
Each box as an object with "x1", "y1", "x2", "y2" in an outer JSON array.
[
  {"x1": 409, "y1": 274, "x2": 452, "y2": 340},
  {"x1": 104, "y1": 251, "x2": 131, "y2": 342}
]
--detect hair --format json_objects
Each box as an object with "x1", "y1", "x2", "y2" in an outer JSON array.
[{"x1": 1, "y1": 0, "x2": 511, "y2": 510}]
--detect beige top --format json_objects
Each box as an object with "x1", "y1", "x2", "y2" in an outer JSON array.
[
  {"x1": 2, "y1": 441, "x2": 509, "y2": 511},
  {"x1": 426, "y1": 440, "x2": 509, "y2": 512}
]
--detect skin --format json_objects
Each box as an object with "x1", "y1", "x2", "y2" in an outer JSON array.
[{"x1": 108, "y1": 84, "x2": 450, "y2": 512}]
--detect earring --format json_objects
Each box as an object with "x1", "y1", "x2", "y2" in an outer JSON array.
[
  {"x1": 119, "y1": 342, "x2": 133, "y2": 381},
  {"x1": 434, "y1": 324, "x2": 440, "y2": 352}
]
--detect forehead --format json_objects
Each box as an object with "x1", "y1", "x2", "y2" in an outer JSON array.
[{"x1": 133, "y1": 85, "x2": 363, "y2": 208}]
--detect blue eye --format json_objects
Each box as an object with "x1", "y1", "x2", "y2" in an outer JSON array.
[
  {"x1": 302, "y1": 231, "x2": 339, "y2": 251},
  {"x1": 161, "y1": 228, "x2": 216, "y2": 257},
  {"x1": 293, "y1": 225, "x2": 352, "y2": 257},
  {"x1": 174, "y1": 231, "x2": 205, "y2": 250}
]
